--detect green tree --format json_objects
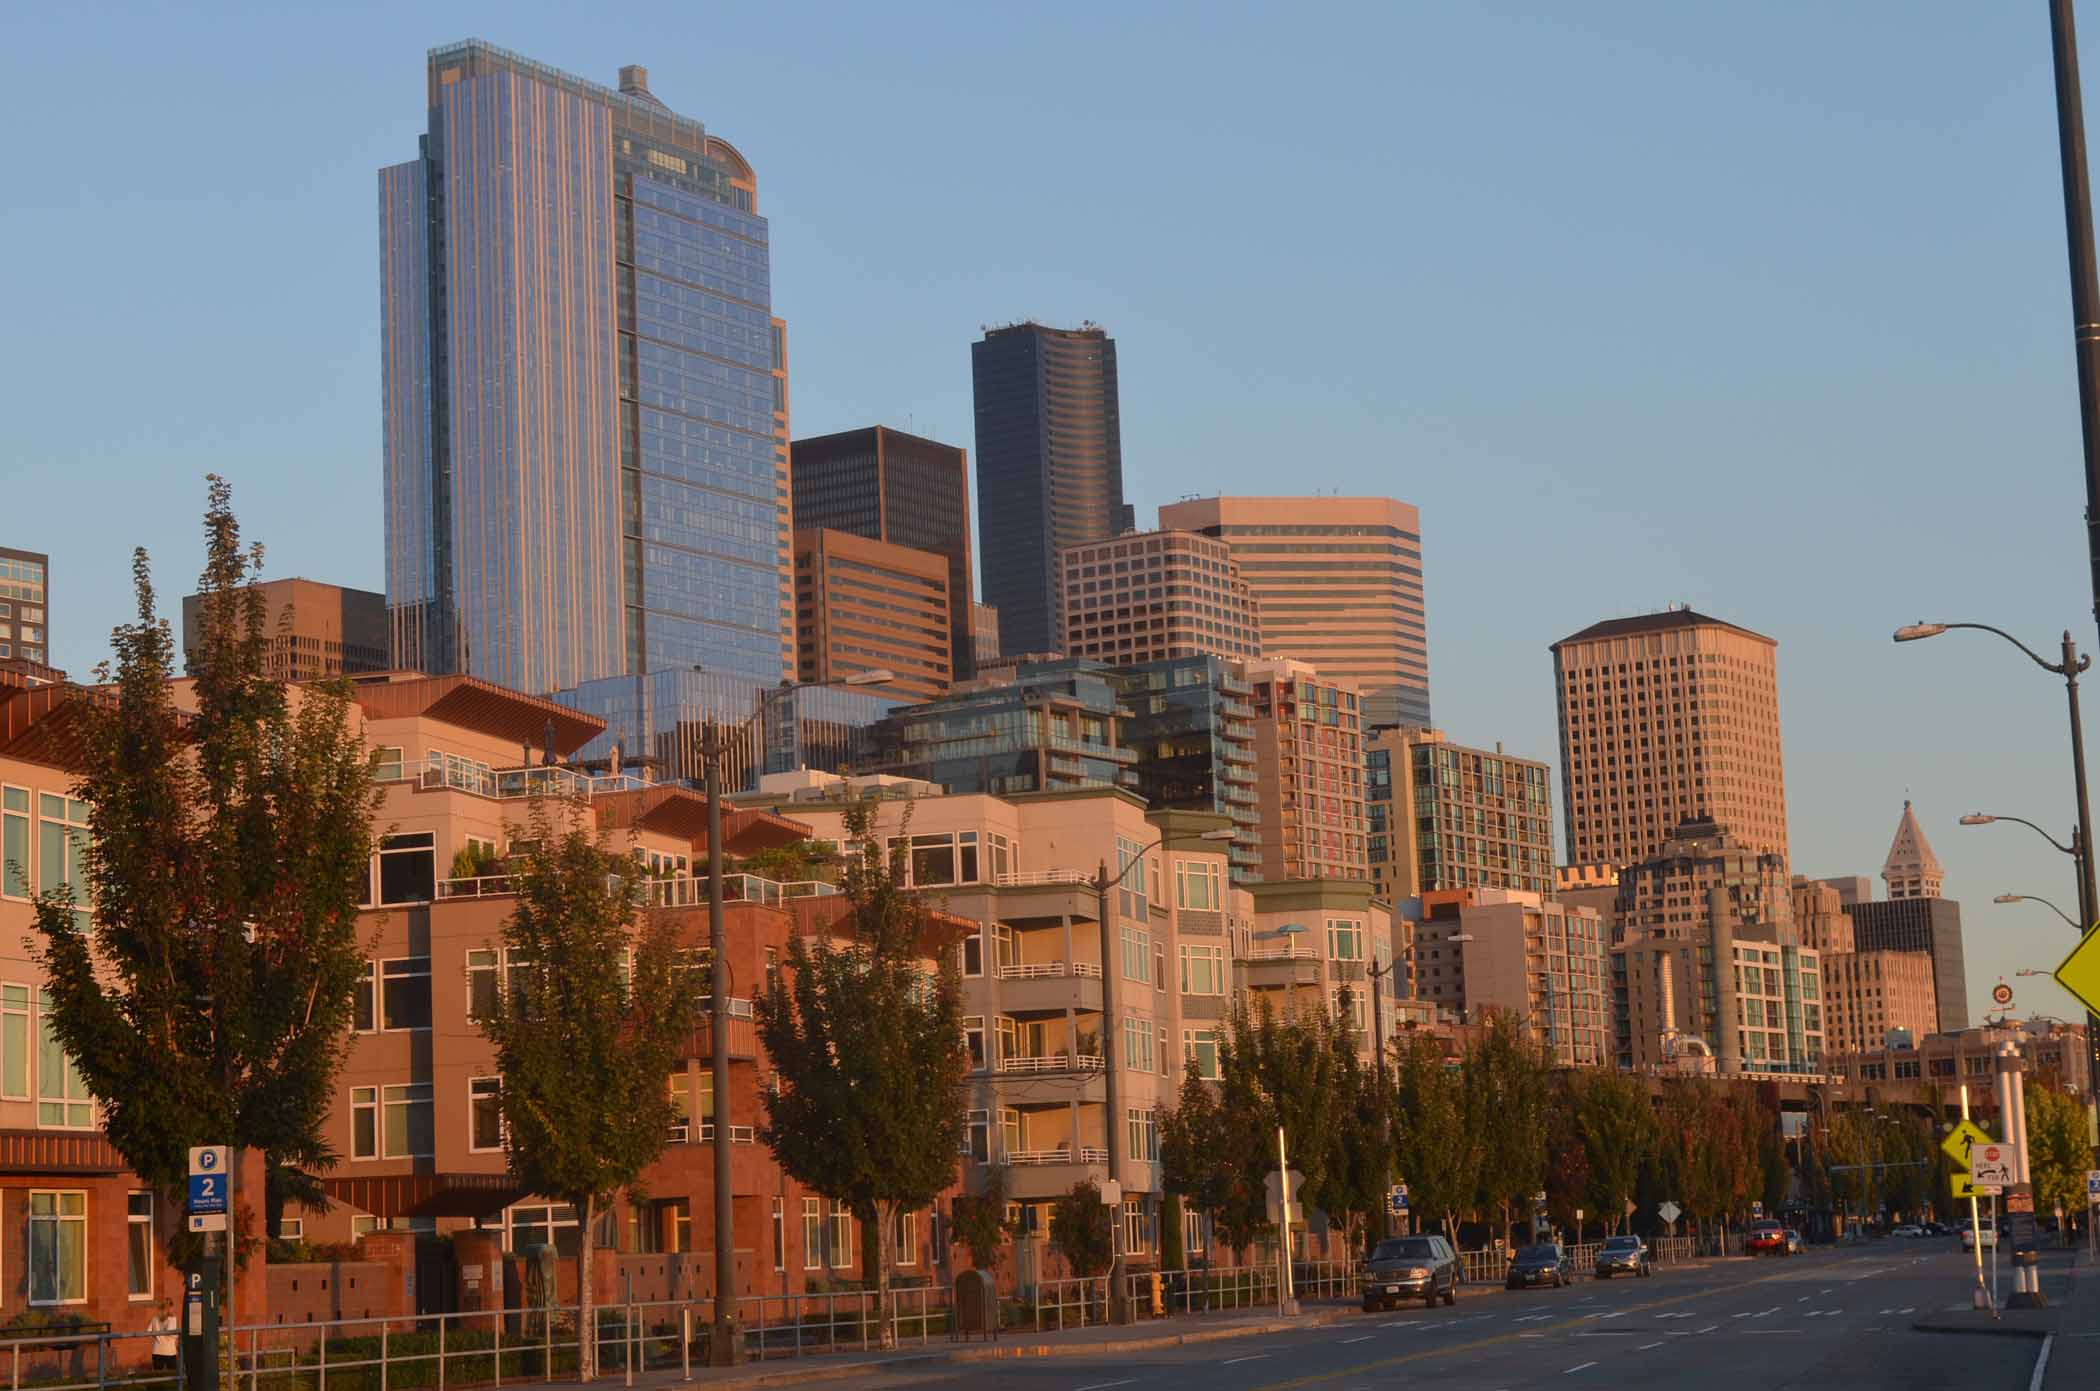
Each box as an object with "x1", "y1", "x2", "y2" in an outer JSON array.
[
  {"x1": 949, "y1": 1164, "x2": 1013, "y2": 1271},
  {"x1": 1570, "y1": 1070, "x2": 1654, "y2": 1236},
  {"x1": 2025, "y1": 1084, "x2": 2090, "y2": 1227},
  {"x1": 1467, "y1": 1013, "x2": 1548, "y2": 1243},
  {"x1": 1544, "y1": 1075, "x2": 1592, "y2": 1241},
  {"x1": 1393, "y1": 1032, "x2": 1477, "y2": 1242},
  {"x1": 1051, "y1": 1178, "x2": 1115, "y2": 1278},
  {"x1": 476, "y1": 798, "x2": 693, "y2": 1381},
  {"x1": 735, "y1": 839, "x2": 833, "y2": 884},
  {"x1": 31, "y1": 479, "x2": 377, "y2": 1264},
  {"x1": 1160, "y1": 1059, "x2": 1231, "y2": 1256},
  {"x1": 754, "y1": 798, "x2": 968, "y2": 1343},
  {"x1": 1327, "y1": 1020, "x2": 1397, "y2": 1255}
]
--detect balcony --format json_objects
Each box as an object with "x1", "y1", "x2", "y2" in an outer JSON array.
[
  {"x1": 1008, "y1": 1147, "x2": 1108, "y2": 1166},
  {"x1": 996, "y1": 961, "x2": 1104, "y2": 1014},
  {"x1": 994, "y1": 869, "x2": 1092, "y2": 887},
  {"x1": 438, "y1": 872, "x2": 839, "y2": 907},
  {"x1": 1239, "y1": 941, "x2": 1318, "y2": 962},
  {"x1": 997, "y1": 961, "x2": 1102, "y2": 979},
  {"x1": 996, "y1": 1053, "x2": 1106, "y2": 1074}
]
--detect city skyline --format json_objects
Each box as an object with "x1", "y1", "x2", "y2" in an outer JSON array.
[{"x1": 6, "y1": 5, "x2": 2098, "y2": 1021}]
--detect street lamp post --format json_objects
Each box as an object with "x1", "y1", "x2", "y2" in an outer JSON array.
[
  {"x1": 1894, "y1": 622, "x2": 2100, "y2": 1128},
  {"x1": 1094, "y1": 825, "x2": 1234, "y2": 1324},
  {"x1": 703, "y1": 671, "x2": 891, "y2": 1366},
  {"x1": 1964, "y1": 815, "x2": 2091, "y2": 929},
  {"x1": 1996, "y1": 893, "x2": 2082, "y2": 932},
  {"x1": 1366, "y1": 953, "x2": 1395, "y2": 1236}
]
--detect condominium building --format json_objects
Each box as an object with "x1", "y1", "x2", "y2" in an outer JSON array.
[
  {"x1": 1246, "y1": 659, "x2": 1369, "y2": 882},
  {"x1": 1551, "y1": 608, "x2": 1789, "y2": 872},
  {"x1": 1612, "y1": 817, "x2": 1791, "y2": 943},
  {"x1": 1825, "y1": 1018, "x2": 2089, "y2": 1103},
  {"x1": 972, "y1": 604, "x2": 1000, "y2": 670},
  {"x1": 0, "y1": 549, "x2": 49, "y2": 670},
  {"x1": 1107, "y1": 657, "x2": 1263, "y2": 882},
  {"x1": 1234, "y1": 878, "x2": 1400, "y2": 1066},
  {"x1": 790, "y1": 427, "x2": 977, "y2": 680},
  {"x1": 1366, "y1": 727, "x2": 1552, "y2": 903},
  {"x1": 1455, "y1": 891, "x2": 1611, "y2": 1068},
  {"x1": 973, "y1": 323, "x2": 1131, "y2": 656},
  {"x1": 866, "y1": 663, "x2": 1139, "y2": 796},
  {"x1": 1790, "y1": 877, "x2": 1938, "y2": 1056},
  {"x1": 180, "y1": 578, "x2": 389, "y2": 683},
  {"x1": 383, "y1": 43, "x2": 793, "y2": 693},
  {"x1": 753, "y1": 781, "x2": 1235, "y2": 1266},
  {"x1": 1057, "y1": 529, "x2": 1261, "y2": 665},
  {"x1": 792, "y1": 529, "x2": 953, "y2": 702},
  {"x1": 1159, "y1": 497, "x2": 1428, "y2": 729}
]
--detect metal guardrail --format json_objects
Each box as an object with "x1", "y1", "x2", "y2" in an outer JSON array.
[
  {"x1": 0, "y1": 1329, "x2": 176, "y2": 1391},
  {"x1": 1006, "y1": 1147, "x2": 1108, "y2": 1165},
  {"x1": 993, "y1": 870, "x2": 1093, "y2": 887},
  {"x1": 996, "y1": 1055, "x2": 1105, "y2": 1074},
  {"x1": 1033, "y1": 1277, "x2": 1109, "y2": 1331}
]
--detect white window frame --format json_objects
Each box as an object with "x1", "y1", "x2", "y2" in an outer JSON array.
[
  {"x1": 127, "y1": 1190, "x2": 153, "y2": 1301},
  {"x1": 28, "y1": 1190, "x2": 86, "y2": 1306},
  {"x1": 1326, "y1": 918, "x2": 1364, "y2": 962},
  {"x1": 351, "y1": 1085, "x2": 378, "y2": 1160},
  {"x1": 829, "y1": 1203, "x2": 854, "y2": 1269},
  {"x1": 1, "y1": 785, "x2": 30, "y2": 901},
  {"x1": 468, "y1": 1076, "x2": 505, "y2": 1153},
  {"x1": 894, "y1": 1209, "x2": 917, "y2": 1265},
  {"x1": 1178, "y1": 944, "x2": 1226, "y2": 997},
  {"x1": 772, "y1": 1198, "x2": 786, "y2": 1272},
  {"x1": 802, "y1": 1198, "x2": 823, "y2": 1271},
  {"x1": 0, "y1": 983, "x2": 29, "y2": 1101},
  {"x1": 35, "y1": 989, "x2": 92, "y2": 1130}
]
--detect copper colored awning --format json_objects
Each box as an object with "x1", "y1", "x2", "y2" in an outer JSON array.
[
  {"x1": 322, "y1": 1172, "x2": 528, "y2": 1221},
  {"x1": 0, "y1": 1129, "x2": 128, "y2": 1176}
]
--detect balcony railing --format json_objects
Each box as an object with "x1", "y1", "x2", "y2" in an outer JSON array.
[
  {"x1": 1007, "y1": 1147, "x2": 1109, "y2": 1166},
  {"x1": 436, "y1": 872, "x2": 838, "y2": 907},
  {"x1": 697, "y1": 997, "x2": 757, "y2": 1019},
  {"x1": 996, "y1": 961, "x2": 1103, "y2": 980},
  {"x1": 996, "y1": 1054, "x2": 1106, "y2": 1074},
  {"x1": 994, "y1": 869, "x2": 1092, "y2": 887},
  {"x1": 1241, "y1": 941, "x2": 1318, "y2": 962}
]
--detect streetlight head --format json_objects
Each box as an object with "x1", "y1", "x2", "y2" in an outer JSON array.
[
  {"x1": 840, "y1": 669, "x2": 895, "y2": 687},
  {"x1": 1197, "y1": 828, "x2": 1237, "y2": 841},
  {"x1": 1892, "y1": 623, "x2": 1948, "y2": 643},
  {"x1": 1994, "y1": 894, "x2": 2023, "y2": 905},
  {"x1": 1959, "y1": 814, "x2": 1996, "y2": 826}
]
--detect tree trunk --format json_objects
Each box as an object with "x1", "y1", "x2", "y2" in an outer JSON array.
[
  {"x1": 874, "y1": 1202, "x2": 895, "y2": 1350},
  {"x1": 578, "y1": 1195, "x2": 596, "y2": 1383}
]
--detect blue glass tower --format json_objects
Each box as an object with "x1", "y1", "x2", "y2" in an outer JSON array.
[{"x1": 382, "y1": 42, "x2": 792, "y2": 695}]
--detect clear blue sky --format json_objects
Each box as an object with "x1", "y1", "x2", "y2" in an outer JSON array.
[{"x1": 5, "y1": 2, "x2": 2097, "y2": 1020}]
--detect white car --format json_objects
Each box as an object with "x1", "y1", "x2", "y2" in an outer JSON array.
[
  {"x1": 1891, "y1": 1224, "x2": 1923, "y2": 1238},
  {"x1": 1961, "y1": 1224, "x2": 1998, "y2": 1251}
]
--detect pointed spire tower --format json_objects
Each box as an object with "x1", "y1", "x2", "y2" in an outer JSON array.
[{"x1": 1882, "y1": 800, "x2": 1944, "y2": 900}]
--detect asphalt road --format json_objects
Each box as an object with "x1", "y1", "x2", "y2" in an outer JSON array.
[{"x1": 836, "y1": 1244, "x2": 2048, "y2": 1390}]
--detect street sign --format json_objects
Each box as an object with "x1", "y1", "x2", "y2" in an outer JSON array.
[
  {"x1": 1752, "y1": 1201, "x2": 1764, "y2": 1218},
  {"x1": 2053, "y1": 927, "x2": 2100, "y2": 1018},
  {"x1": 187, "y1": 1211, "x2": 227, "y2": 1234},
  {"x1": 2085, "y1": 1169, "x2": 2100, "y2": 1202},
  {"x1": 1991, "y1": 980, "x2": 2014, "y2": 1010},
  {"x1": 1386, "y1": 1185, "x2": 1409, "y2": 1216},
  {"x1": 187, "y1": 1145, "x2": 229, "y2": 1233},
  {"x1": 1969, "y1": 1143, "x2": 2017, "y2": 1187},
  {"x1": 1952, "y1": 1172, "x2": 2000, "y2": 1200},
  {"x1": 189, "y1": 1145, "x2": 227, "y2": 1177},
  {"x1": 187, "y1": 1171, "x2": 226, "y2": 1216},
  {"x1": 1658, "y1": 1201, "x2": 1682, "y2": 1226},
  {"x1": 1264, "y1": 1168, "x2": 1306, "y2": 1225},
  {"x1": 1941, "y1": 1120, "x2": 1991, "y2": 1167},
  {"x1": 1099, "y1": 1180, "x2": 1122, "y2": 1206}
]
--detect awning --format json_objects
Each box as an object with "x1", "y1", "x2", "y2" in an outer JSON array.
[{"x1": 321, "y1": 1172, "x2": 528, "y2": 1221}]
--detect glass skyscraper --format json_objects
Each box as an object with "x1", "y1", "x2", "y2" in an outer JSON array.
[{"x1": 382, "y1": 42, "x2": 792, "y2": 695}]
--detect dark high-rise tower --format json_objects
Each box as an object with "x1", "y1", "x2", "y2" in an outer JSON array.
[
  {"x1": 971, "y1": 322, "x2": 1131, "y2": 655},
  {"x1": 791, "y1": 425, "x2": 974, "y2": 677},
  {"x1": 381, "y1": 42, "x2": 793, "y2": 694}
]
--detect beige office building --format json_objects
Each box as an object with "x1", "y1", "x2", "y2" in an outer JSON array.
[
  {"x1": 1246, "y1": 658, "x2": 1369, "y2": 881},
  {"x1": 1456, "y1": 890, "x2": 1611, "y2": 1067},
  {"x1": 1159, "y1": 496, "x2": 1428, "y2": 728},
  {"x1": 181, "y1": 578, "x2": 389, "y2": 684},
  {"x1": 1058, "y1": 529, "x2": 1261, "y2": 664},
  {"x1": 1794, "y1": 871, "x2": 1940, "y2": 1056},
  {"x1": 791, "y1": 529, "x2": 953, "y2": 702},
  {"x1": 1551, "y1": 608, "x2": 1789, "y2": 872}
]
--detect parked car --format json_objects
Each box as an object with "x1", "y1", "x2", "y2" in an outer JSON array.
[
  {"x1": 1361, "y1": 1234, "x2": 1459, "y2": 1311},
  {"x1": 1784, "y1": 1228, "x2": 1803, "y2": 1254},
  {"x1": 1506, "y1": 1243, "x2": 1573, "y2": 1289},
  {"x1": 1746, "y1": 1221, "x2": 1789, "y2": 1255},
  {"x1": 1963, "y1": 1223, "x2": 1998, "y2": 1251},
  {"x1": 1594, "y1": 1234, "x2": 1651, "y2": 1279},
  {"x1": 1891, "y1": 1223, "x2": 1924, "y2": 1238}
]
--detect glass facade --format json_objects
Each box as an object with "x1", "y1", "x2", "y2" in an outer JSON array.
[
  {"x1": 554, "y1": 669, "x2": 897, "y2": 792},
  {"x1": 867, "y1": 664, "x2": 1138, "y2": 795},
  {"x1": 382, "y1": 41, "x2": 787, "y2": 695},
  {"x1": 1106, "y1": 656, "x2": 1260, "y2": 880}
]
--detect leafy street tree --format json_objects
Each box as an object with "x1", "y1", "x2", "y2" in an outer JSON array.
[
  {"x1": 1570, "y1": 1070, "x2": 1654, "y2": 1236},
  {"x1": 1544, "y1": 1076, "x2": 1592, "y2": 1240},
  {"x1": 1327, "y1": 1021, "x2": 1397, "y2": 1254},
  {"x1": 1393, "y1": 1032, "x2": 1478, "y2": 1242},
  {"x1": 476, "y1": 799, "x2": 694, "y2": 1382},
  {"x1": 949, "y1": 1163, "x2": 1013, "y2": 1271},
  {"x1": 2025, "y1": 1083, "x2": 2090, "y2": 1226},
  {"x1": 1051, "y1": 1178, "x2": 1114, "y2": 1278},
  {"x1": 1160, "y1": 1059, "x2": 1232, "y2": 1256},
  {"x1": 32, "y1": 479, "x2": 376, "y2": 1264},
  {"x1": 755, "y1": 799, "x2": 968, "y2": 1344},
  {"x1": 1466, "y1": 1013, "x2": 1548, "y2": 1243}
]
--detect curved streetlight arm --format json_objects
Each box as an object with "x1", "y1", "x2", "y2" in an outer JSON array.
[
  {"x1": 1898, "y1": 621, "x2": 2087, "y2": 676},
  {"x1": 1966, "y1": 813, "x2": 2080, "y2": 857},
  {"x1": 1997, "y1": 893, "x2": 2083, "y2": 930}
]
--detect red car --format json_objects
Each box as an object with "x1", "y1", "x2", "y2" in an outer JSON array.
[{"x1": 1745, "y1": 1221, "x2": 1789, "y2": 1256}]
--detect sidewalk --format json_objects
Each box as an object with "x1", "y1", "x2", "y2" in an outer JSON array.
[{"x1": 1910, "y1": 1247, "x2": 2089, "y2": 1342}]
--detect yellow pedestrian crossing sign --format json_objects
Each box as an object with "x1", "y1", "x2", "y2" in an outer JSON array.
[
  {"x1": 1941, "y1": 1120, "x2": 1990, "y2": 1167},
  {"x1": 2053, "y1": 927, "x2": 2100, "y2": 1018},
  {"x1": 1951, "y1": 1171, "x2": 2000, "y2": 1201}
]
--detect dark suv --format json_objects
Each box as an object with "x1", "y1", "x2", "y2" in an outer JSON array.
[{"x1": 1362, "y1": 1234, "x2": 1459, "y2": 1310}]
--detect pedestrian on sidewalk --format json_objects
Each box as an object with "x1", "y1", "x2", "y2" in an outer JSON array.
[{"x1": 147, "y1": 1299, "x2": 178, "y2": 1373}]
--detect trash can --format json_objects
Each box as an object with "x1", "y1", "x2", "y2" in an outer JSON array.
[{"x1": 953, "y1": 1269, "x2": 999, "y2": 1342}]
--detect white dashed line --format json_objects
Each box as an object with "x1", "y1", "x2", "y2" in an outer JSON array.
[
  {"x1": 1638, "y1": 1341, "x2": 1664, "y2": 1350},
  {"x1": 1899, "y1": 1306, "x2": 1915, "y2": 1314},
  {"x1": 1222, "y1": 1354, "x2": 1269, "y2": 1366},
  {"x1": 1564, "y1": 1363, "x2": 1597, "y2": 1375},
  {"x1": 1696, "y1": 1324, "x2": 1719, "y2": 1334},
  {"x1": 1340, "y1": 1335, "x2": 1373, "y2": 1344},
  {"x1": 1075, "y1": 1382, "x2": 1136, "y2": 1391}
]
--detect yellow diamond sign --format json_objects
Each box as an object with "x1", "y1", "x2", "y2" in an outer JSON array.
[
  {"x1": 1941, "y1": 1119, "x2": 1991, "y2": 1168},
  {"x1": 2054, "y1": 927, "x2": 2100, "y2": 1019}
]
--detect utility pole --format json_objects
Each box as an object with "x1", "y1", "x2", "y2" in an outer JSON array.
[
  {"x1": 1094, "y1": 859, "x2": 1129, "y2": 1325},
  {"x1": 703, "y1": 728, "x2": 740, "y2": 1365},
  {"x1": 1368, "y1": 955, "x2": 1393, "y2": 1237}
]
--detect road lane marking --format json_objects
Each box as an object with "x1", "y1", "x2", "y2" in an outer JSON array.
[
  {"x1": 1696, "y1": 1324, "x2": 1718, "y2": 1334},
  {"x1": 2030, "y1": 1335, "x2": 2054, "y2": 1391},
  {"x1": 1638, "y1": 1341, "x2": 1664, "y2": 1350},
  {"x1": 1340, "y1": 1336, "x2": 1373, "y2": 1345},
  {"x1": 1224, "y1": 1353, "x2": 1270, "y2": 1365},
  {"x1": 1899, "y1": 1306, "x2": 1914, "y2": 1314},
  {"x1": 1564, "y1": 1363, "x2": 1597, "y2": 1374},
  {"x1": 1378, "y1": 1321, "x2": 1415, "y2": 1329},
  {"x1": 1750, "y1": 1307, "x2": 1778, "y2": 1318},
  {"x1": 1075, "y1": 1382, "x2": 1136, "y2": 1391},
  {"x1": 1795, "y1": 1295, "x2": 1808, "y2": 1302}
]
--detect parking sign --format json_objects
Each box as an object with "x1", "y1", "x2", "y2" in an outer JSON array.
[{"x1": 2086, "y1": 1169, "x2": 2100, "y2": 1202}]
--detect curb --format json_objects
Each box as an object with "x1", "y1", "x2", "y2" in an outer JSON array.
[
  {"x1": 955, "y1": 1307, "x2": 1352, "y2": 1360},
  {"x1": 1910, "y1": 1317, "x2": 2053, "y2": 1341}
]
